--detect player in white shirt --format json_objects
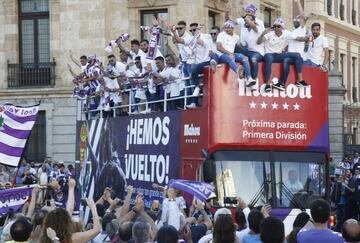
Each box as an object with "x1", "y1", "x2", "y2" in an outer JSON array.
[
  {"x1": 209, "y1": 26, "x2": 220, "y2": 72},
  {"x1": 140, "y1": 39, "x2": 164, "y2": 71},
  {"x1": 303, "y1": 23, "x2": 329, "y2": 72},
  {"x1": 225, "y1": 3, "x2": 264, "y2": 55},
  {"x1": 171, "y1": 21, "x2": 193, "y2": 106},
  {"x1": 242, "y1": 15, "x2": 265, "y2": 82},
  {"x1": 117, "y1": 39, "x2": 147, "y2": 72},
  {"x1": 186, "y1": 23, "x2": 213, "y2": 108},
  {"x1": 215, "y1": 20, "x2": 255, "y2": 87},
  {"x1": 257, "y1": 18, "x2": 309, "y2": 92}
]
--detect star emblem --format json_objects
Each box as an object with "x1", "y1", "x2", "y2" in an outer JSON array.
[
  {"x1": 283, "y1": 103, "x2": 289, "y2": 110},
  {"x1": 272, "y1": 102, "x2": 278, "y2": 110},
  {"x1": 249, "y1": 101, "x2": 256, "y2": 109},
  {"x1": 293, "y1": 103, "x2": 300, "y2": 110},
  {"x1": 260, "y1": 102, "x2": 268, "y2": 109}
]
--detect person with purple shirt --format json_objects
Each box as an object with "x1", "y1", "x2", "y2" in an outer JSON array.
[{"x1": 297, "y1": 199, "x2": 344, "y2": 243}]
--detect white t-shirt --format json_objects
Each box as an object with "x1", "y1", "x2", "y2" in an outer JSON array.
[
  {"x1": 305, "y1": 35, "x2": 329, "y2": 65},
  {"x1": 288, "y1": 26, "x2": 307, "y2": 58},
  {"x1": 216, "y1": 31, "x2": 239, "y2": 55},
  {"x1": 264, "y1": 30, "x2": 296, "y2": 54},
  {"x1": 177, "y1": 31, "x2": 193, "y2": 62},
  {"x1": 187, "y1": 33, "x2": 212, "y2": 64},
  {"x1": 112, "y1": 61, "x2": 126, "y2": 76},
  {"x1": 103, "y1": 77, "x2": 121, "y2": 103},
  {"x1": 237, "y1": 17, "x2": 265, "y2": 46},
  {"x1": 242, "y1": 25, "x2": 265, "y2": 56},
  {"x1": 81, "y1": 63, "x2": 88, "y2": 73}
]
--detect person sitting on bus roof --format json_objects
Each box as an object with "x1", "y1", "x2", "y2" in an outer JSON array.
[
  {"x1": 257, "y1": 18, "x2": 310, "y2": 92},
  {"x1": 187, "y1": 23, "x2": 212, "y2": 109},
  {"x1": 224, "y1": 3, "x2": 265, "y2": 56},
  {"x1": 303, "y1": 23, "x2": 329, "y2": 72},
  {"x1": 213, "y1": 20, "x2": 255, "y2": 87}
]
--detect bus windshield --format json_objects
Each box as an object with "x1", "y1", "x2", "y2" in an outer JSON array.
[{"x1": 213, "y1": 151, "x2": 327, "y2": 208}]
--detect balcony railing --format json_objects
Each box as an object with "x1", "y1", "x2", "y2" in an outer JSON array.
[{"x1": 7, "y1": 59, "x2": 56, "y2": 88}]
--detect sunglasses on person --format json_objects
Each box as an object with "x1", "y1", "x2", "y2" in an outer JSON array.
[
  {"x1": 135, "y1": 61, "x2": 139, "y2": 64},
  {"x1": 176, "y1": 27, "x2": 184, "y2": 30},
  {"x1": 189, "y1": 29, "x2": 197, "y2": 32},
  {"x1": 210, "y1": 32, "x2": 217, "y2": 36},
  {"x1": 273, "y1": 25, "x2": 282, "y2": 28}
]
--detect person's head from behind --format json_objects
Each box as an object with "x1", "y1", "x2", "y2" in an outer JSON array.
[
  {"x1": 260, "y1": 217, "x2": 285, "y2": 243},
  {"x1": 248, "y1": 209, "x2": 264, "y2": 234},
  {"x1": 342, "y1": 219, "x2": 360, "y2": 242},
  {"x1": 33, "y1": 209, "x2": 48, "y2": 227},
  {"x1": 293, "y1": 211, "x2": 310, "y2": 228},
  {"x1": 102, "y1": 212, "x2": 116, "y2": 231},
  {"x1": 132, "y1": 220, "x2": 151, "y2": 243},
  {"x1": 235, "y1": 207, "x2": 246, "y2": 230},
  {"x1": 213, "y1": 214, "x2": 236, "y2": 243},
  {"x1": 10, "y1": 217, "x2": 33, "y2": 241},
  {"x1": 119, "y1": 221, "x2": 134, "y2": 242},
  {"x1": 311, "y1": 22, "x2": 321, "y2": 38},
  {"x1": 157, "y1": 225, "x2": 178, "y2": 243},
  {"x1": 41, "y1": 207, "x2": 72, "y2": 242},
  {"x1": 310, "y1": 199, "x2": 330, "y2": 224},
  {"x1": 131, "y1": 39, "x2": 141, "y2": 53},
  {"x1": 286, "y1": 227, "x2": 301, "y2": 243}
]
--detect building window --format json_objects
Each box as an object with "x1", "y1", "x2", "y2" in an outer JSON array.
[
  {"x1": 352, "y1": 57, "x2": 358, "y2": 103},
  {"x1": 140, "y1": 9, "x2": 168, "y2": 55},
  {"x1": 340, "y1": 53, "x2": 345, "y2": 86},
  {"x1": 339, "y1": 0, "x2": 345, "y2": 21},
  {"x1": 326, "y1": 0, "x2": 333, "y2": 15},
  {"x1": 24, "y1": 110, "x2": 46, "y2": 163},
  {"x1": 208, "y1": 11, "x2": 216, "y2": 30},
  {"x1": 263, "y1": 8, "x2": 272, "y2": 28},
  {"x1": 19, "y1": 0, "x2": 50, "y2": 64},
  {"x1": 352, "y1": 0, "x2": 357, "y2": 25},
  {"x1": 11, "y1": 0, "x2": 55, "y2": 88}
]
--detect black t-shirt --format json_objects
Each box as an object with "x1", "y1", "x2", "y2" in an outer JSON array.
[
  {"x1": 348, "y1": 176, "x2": 360, "y2": 202},
  {"x1": 190, "y1": 223, "x2": 207, "y2": 243}
]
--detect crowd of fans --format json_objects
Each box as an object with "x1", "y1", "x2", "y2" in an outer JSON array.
[
  {"x1": 330, "y1": 151, "x2": 360, "y2": 234},
  {"x1": 0, "y1": 176, "x2": 359, "y2": 243},
  {"x1": 68, "y1": 0, "x2": 329, "y2": 118},
  {"x1": 0, "y1": 157, "x2": 75, "y2": 189}
]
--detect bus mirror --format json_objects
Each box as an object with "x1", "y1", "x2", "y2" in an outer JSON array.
[{"x1": 203, "y1": 159, "x2": 213, "y2": 183}]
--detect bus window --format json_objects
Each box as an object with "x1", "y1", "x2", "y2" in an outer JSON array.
[
  {"x1": 274, "y1": 161, "x2": 326, "y2": 208},
  {"x1": 214, "y1": 160, "x2": 271, "y2": 207}
]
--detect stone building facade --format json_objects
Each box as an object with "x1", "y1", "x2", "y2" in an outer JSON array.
[{"x1": 1, "y1": 0, "x2": 359, "y2": 163}]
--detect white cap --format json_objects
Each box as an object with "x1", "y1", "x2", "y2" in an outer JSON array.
[{"x1": 214, "y1": 208, "x2": 232, "y2": 222}]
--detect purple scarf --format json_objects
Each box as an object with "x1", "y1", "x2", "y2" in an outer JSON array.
[{"x1": 142, "y1": 26, "x2": 161, "y2": 60}]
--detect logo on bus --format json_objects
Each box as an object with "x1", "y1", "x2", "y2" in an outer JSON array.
[
  {"x1": 184, "y1": 124, "x2": 201, "y2": 137},
  {"x1": 238, "y1": 79, "x2": 312, "y2": 99}
]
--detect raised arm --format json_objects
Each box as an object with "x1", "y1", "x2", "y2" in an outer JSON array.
[
  {"x1": 134, "y1": 194, "x2": 157, "y2": 240},
  {"x1": 26, "y1": 185, "x2": 40, "y2": 218},
  {"x1": 119, "y1": 185, "x2": 134, "y2": 218},
  {"x1": 72, "y1": 199, "x2": 101, "y2": 242},
  {"x1": 69, "y1": 52, "x2": 81, "y2": 68},
  {"x1": 66, "y1": 178, "x2": 76, "y2": 216}
]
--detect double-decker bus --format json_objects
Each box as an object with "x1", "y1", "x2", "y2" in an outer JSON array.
[{"x1": 75, "y1": 62, "x2": 329, "y2": 234}]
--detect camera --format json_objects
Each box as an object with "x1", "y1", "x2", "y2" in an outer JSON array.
[{"x1": 224, "y1": 196, "x2": 238, "y2": 204}]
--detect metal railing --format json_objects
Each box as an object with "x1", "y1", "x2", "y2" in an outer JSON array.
[
  {"x1": 76, "y1": 76, "x2": 204, "y2": 121},
  {"x1": 7, "y1": 59, "x2": 56, "y2": 88}
]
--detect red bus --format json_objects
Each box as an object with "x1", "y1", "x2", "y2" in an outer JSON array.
[{"x1": 75, "y1": 62, "x2": 329, "y2": 234}]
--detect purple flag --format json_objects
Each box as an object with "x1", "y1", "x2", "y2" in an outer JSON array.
[
  {"x1": 169, "y1": 179, "x2": 215, "y2": 202},
  {"x1": 0, "y1": 104, "x2": 39, "y2": 167},
  {"x1": 0, "y1": 185, "x2": 35, "y2": 213}
]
